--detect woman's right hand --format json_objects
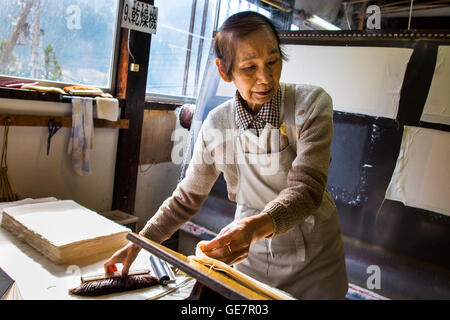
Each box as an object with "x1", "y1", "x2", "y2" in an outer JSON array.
[{"x1": 104, "y1": 242, "x2": 142, "y2": 277}]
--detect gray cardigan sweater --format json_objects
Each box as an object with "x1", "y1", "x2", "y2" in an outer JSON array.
[{"x1": 139, "y1": 83, "x2": 334, "y2": 242}]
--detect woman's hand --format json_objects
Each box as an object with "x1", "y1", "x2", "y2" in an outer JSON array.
[
  {"x1": 199, "y1": 213, "x2": 274, "y2": 265},
  {"x1": 103, "y1": 242, "x2": 142, "y2": 277}
]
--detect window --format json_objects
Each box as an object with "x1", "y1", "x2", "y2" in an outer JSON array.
[
  {"x1": 145, "y1": 0, "x2": 296, "y2": 102},
  {"x1": 216, "y1": 0, "x2": 271, "y2": 27},
  {"x1": 146, "y1": 0, "x2": 218, "y2": 101},
  {"x1": 0, "y1": 0, "x2": 120, "y2": 89}
]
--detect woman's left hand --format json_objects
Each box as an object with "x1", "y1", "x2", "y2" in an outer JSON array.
[{"x1": 198, "y1": 212, "x2": 274, "y2": 265}]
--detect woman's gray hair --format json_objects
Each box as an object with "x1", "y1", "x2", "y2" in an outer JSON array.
[{"x1": 213, "y1": 11, "x2": 287, "y2": 78}]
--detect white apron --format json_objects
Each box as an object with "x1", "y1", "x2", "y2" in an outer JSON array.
[{"x1": 232, "y1": 84, "x2": 348, "y2": 300}]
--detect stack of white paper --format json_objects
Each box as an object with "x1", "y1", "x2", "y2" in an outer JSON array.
[{"x1": 1, "y1": 200, "x2": 130, "y2": 264}]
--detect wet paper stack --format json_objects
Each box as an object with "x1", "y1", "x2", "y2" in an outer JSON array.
[{"x1": 1, "y1": 200, "x2": 130, "y2": 264}]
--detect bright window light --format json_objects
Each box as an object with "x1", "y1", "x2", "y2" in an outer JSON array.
[{"x1": 307, "y1": 14, "x2": 341, "y2": 30}]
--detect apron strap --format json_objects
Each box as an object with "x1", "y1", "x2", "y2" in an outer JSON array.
[
  {"x1": 283, "y1": 83, "x2": 297, "y2": 153},
  {"x1": 281, "y1": 83, "x2": 315, "y2": 262}
]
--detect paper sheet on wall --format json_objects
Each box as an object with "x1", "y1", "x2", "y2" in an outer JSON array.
[
  {"x1": 385, "y1": 126, "x2": 450, "y2": 216},
  {"x1": 421, "y1": 45, "x2": 450, "y2": 125},
  {"x1": 278, "y1": 45, "x2": 413, "y2": 118}
]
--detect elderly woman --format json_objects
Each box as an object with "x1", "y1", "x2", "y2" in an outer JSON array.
[{"x1": 105, "y1": 11, "x2": 348, "y2": 300}]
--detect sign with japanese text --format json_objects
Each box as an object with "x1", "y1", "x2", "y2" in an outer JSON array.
[{"x1": 121, "y1": 0, "x2": 157, "y2": 34}]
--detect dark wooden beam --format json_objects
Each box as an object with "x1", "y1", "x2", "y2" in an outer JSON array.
[
  {"x1": 112, "y1": 0, "x2": 154, "y2": 214},
  {"x1": 0, "y1": 87, "x2": 127, "y2": 107},
  {"x1": 357, "y1": 1, "x2": 368, "y2": 30},
  {"x1": 0, "y1": 87, "x2": 63, "y2": 102},
  {"x1": 0, "y1": 114, "x2": 129, "y2": 129}
]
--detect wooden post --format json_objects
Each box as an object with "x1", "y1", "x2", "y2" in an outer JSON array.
[
  {"x1": 357, "y1": 2, "x2": 368, "y2": 30},
  {"x1": 112, "y1": 0, "x2": 154, "y2": 214}
]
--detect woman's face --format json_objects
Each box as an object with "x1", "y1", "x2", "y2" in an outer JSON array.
[{"x1": 218, "y1": 28, "x2": 283, "y2": 111}]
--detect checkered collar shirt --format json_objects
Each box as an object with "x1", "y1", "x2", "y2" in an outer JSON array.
[{"x1": 234, "y1": 87, "x2": 281, "y2": 136}]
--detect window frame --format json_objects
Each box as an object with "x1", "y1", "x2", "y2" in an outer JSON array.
[
  {"x1": 146, "y1": 92, "x2": 196, "y2": 105},
  {"x1": 144, "y1": 0, "x2": 221, "y2": 105},
  {"x1": 0, "y1": 0, "x2": 123, "y2": 98}
]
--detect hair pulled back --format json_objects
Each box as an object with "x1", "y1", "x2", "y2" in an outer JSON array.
[{"x1": 213, "y1": 11, "x2": 287, "y2": 79}]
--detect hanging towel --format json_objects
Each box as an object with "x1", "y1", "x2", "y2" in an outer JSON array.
[
  {"x1": 67, "y1": 97, "x2": 94, "y2": 176},
  {"x1": 94, "y1": 97, "x2": 119, "y2": 122}
]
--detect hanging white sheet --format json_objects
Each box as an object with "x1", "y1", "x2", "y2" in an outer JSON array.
[
  {"x1": 385, "y1": 126, "x2": 450, "y2": 216},
  {"x1": 278, "y1": 45, "x2": 413, "y2": 118},
  {"x1": 421, "y1": 45, "x2": 450, "y2": 125}
]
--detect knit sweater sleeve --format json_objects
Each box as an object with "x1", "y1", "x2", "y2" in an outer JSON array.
[
  {"x1": 262, "y1": 86, "x2": 334, "y2": 236},
  {"x1": 138, "y1": 121, "x2": 220, "y2": 243}
]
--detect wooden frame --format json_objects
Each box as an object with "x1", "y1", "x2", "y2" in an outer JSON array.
[
  {"x1": 0, "y1": 0, "x2": 123, "y2": 95},
  {"x1": 126, "y1": 232, "x2": 273, "y2": 300}
]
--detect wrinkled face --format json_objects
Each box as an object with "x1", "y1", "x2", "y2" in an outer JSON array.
[{"x1": 219, "y1": 28, "x2": 283, "y2": 111}]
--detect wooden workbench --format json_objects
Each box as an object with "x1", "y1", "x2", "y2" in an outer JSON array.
[{"x1": 0, "y1": 212, "x2": 194, "y2": 300}]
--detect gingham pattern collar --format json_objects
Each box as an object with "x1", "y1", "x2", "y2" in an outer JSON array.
[{"x1": 234, "y1": 87, "x2": 281, "y2": 136}]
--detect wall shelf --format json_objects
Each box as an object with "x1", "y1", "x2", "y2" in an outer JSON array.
[
  {"x1": 0, "y1": 87, "x2": 126, "y2": 109},
  {"x1": 0, "y1": 114, "x2": 129, "y2": 129}
]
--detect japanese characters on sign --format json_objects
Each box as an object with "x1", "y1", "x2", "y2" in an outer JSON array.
[{"x1": 121, "y1": 0, "x2": 158, "y2": 34}]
